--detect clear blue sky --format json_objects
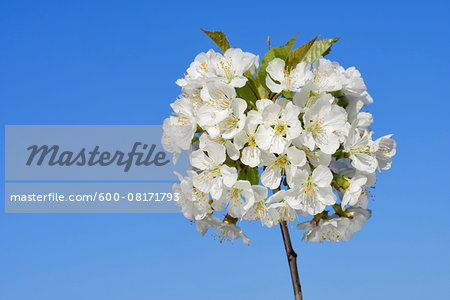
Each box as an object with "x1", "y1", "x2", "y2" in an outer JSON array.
[{"x1": 1, "y1": 1, "x2": 449, "y2": 299}]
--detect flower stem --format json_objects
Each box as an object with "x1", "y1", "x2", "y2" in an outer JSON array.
[{"x1": 279, "y1": 221, "x2": 303, "y2": 299}]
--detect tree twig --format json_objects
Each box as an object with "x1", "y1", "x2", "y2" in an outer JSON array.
[
  {"x1": 274, "y1": 187, "x2": 303, "y2": 300},
  {"x1": 280, "y1": 221, "x2": 303, "y2": 300}
]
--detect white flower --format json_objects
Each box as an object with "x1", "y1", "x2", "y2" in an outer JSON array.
[
  {"x1": 161, "y1": 118, "x2": 182, "y2": 164},
  {"x1": 213, "y1": 180, "x2": 254, "y2": 218},
  {"x1": 243, "y1": 186, "x2": 280, "y2": 227},
  {"x1": 173, "y1": 171, "x2": 210, "y2": 220},
  {"x1": 233, "y1": 112, "x2": 262, "y2": 167},
  {"x1": 266, "y1": 58, "x2": 313, "y2": 93},
  {"x1": 167, "y1": 43, "x2": 395, "y2": 245},
  {"x1": 297, "y1": 218, "x2": 350, "y2": 242},
  {"x1": 196, "y1": 215, "x2": 251, "y2": 245},
  {"x1": 217, "y1": 222, "x2": 251, "y2": 245},
  {"x1": 354, "y1": 171, "x2": 376, "y2": 209},
  {"x1": 329, "y1": 156, "x2": 352, "y2": 175},
  {"x1": 267, "y1": 190, "x2": 298, "y2": 222},
  {"x1": 300, "y1": 95, "x2": 349, "y2": 154},
  {"x1": 165, "y1": 97, "x2": 197, "y2": 149},
  {"x1": 255, "y1": 98, "x2": 275, "y2": 113},
  {"x1": 345, "y1": 93, "x2": 373, "y2": 132},
  {"x1": 211, "y1": 48, "x2": 259, "y2": 88},
  {"x1": 260, "y1": 146, "x2": 307, "y2": 189},
  {"x1": 291, "y1": 137, "x2": 332, "y2": 167},
  {"x1": 255, "y1": 101, "x2": 302, "y2": 154},
  {"x1": 285, "y1": 165, "x2": 337, "y2": 215},
  {"x1": 329, "y1": 159, "x2": 375, "y2": 209},
  {"x1": 199, "y1": 132, "x2": 240, "y2": 161},
  {"x1": 354, "y1": 190, "x2": 370, "y2": 209},
  {"x1": 346, "y1": 91, "x2": 373, "y2": 111},
  {"x1": 211, "y1": 98, "x2": 247, "y2": 139},
  {"x1": 197, "y1": 81, "x2": 237, "y2": 127},
  {"x1": 341, "y1": 174, "x2": 367, "y2": 208},
  {"x1": 176, "y1": 48, "x2": 259, "y2": 90},
  {"x1": 191, "y1": 144, "x2": 238, "y2": 199},
  {"x1": 176, "y1": 49, "x2": 217, "y2": 87},
  {"x1": 292, "y1": 83, "x2": 325, "y2": 111},
  {"x1": 180, "y1": 81, "x2": 205, "y2": 108},
  {"x1": 374, "y1": 134, "x2": 396, "y2": 170},
  {"x1": 196, "y1": 215, "x2": 223, "y2": 236},
  {"x1": 344, "y1": 127, "x2": 378, "y2": 173},
  {"x1": 353, "y1": 112, "x2": 373, "y2": 133},
  {"x1": 310, "y1": 58, "x2": 344, "y2": 92},
  {"x1": 343, "y1": 207, "x2": 371, "y2": 240},
  {"x1": 341, "y1": 66, "x2": 367, "y2": 96},
  {"x1": 298, "y1": 207, "x2": 372, "y2": 243}
]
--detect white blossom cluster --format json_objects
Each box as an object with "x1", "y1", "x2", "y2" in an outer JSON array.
[{"x1": 162, "y1": 46, "x2": 396, "y2": 245}]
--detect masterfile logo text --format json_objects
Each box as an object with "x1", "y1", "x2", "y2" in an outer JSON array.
[
  {"x1": 4, "y1": 125, "x2": 187, "y2": 213},
  {"x1": 26, "y1": 142, "x2": 170, "y2": 172}
]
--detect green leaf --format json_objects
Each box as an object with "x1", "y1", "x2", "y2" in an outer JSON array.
[
  {"x1": 236, "y1": 83, "x2": 257, "y2": 107},
  {"x1": 332, "y1": 204, "x2": 353, "y2": 218},
  {"x1": 237, "y1": 166, "x2": 260, "y2": 185},
  {"x1": 223, "y1": 214, "x2": 238, "y2": 225},
  {"x1": 282, "y1": 90, "x2": 294, "y2": 99},
  {"x1": 257, "y1": 34, "x2": 298, "y2": 89},
  {"x1": 191, "y1": 135, "x2": 199, "y2": 143},
  {"x1": 247, "y1": 167, "x2": 260, "y2": 185},
  {"x1": 200, "y1": 28, "x2": 231, "y2": 53},
  {"x1": 243, "y1": 70, "x2": 262, "y2": 100},
  {"x1": 304, "y1": 37, "x2": 340, "y2": 64},
  {"x1": 337, "y1": 96, "x2": 349, "y2": 108},
  {"x1": 285, "y1": 35, "x2": 319, "y2": 70}
]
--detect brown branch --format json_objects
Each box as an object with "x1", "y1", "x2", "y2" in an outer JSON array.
[
  {"x1": 274, "y1": 186, "x2": 303, "y2": 299},
  {"x1": 280, "y1": 221, "x2": 303, "y2": 300},
  {"x1": 270, "y1": 92, "x2": 282, "y2": 100}
]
